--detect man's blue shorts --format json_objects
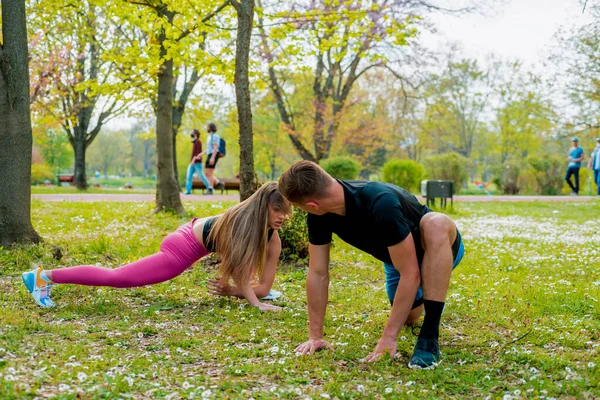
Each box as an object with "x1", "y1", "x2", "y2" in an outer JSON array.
[{"x1": 383, "y1": 231, "x2": 465, "y2": 309}]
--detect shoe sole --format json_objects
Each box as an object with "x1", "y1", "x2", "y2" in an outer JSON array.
[{"x1": 408, "y1": 358, "x2": 442, "y2": 370}]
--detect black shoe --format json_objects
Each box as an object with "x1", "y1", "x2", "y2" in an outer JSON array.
[
  {"x1": 408, "y1": 336, "x2": 440, "y2": 369},
  {"x1": 216, "y1": 181, "x2": 225, "y2": 191},
  {"x1": 204, "y1": 188, "x2": 214, "y2": 195}
]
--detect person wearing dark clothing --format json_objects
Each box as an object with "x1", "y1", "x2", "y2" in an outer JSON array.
[
  {"x1": 279, "y1": 161, "x2": 465, "y2": 370},
  {"x1": 184, "y1": 129, "x2": 210, "y2": 195},
  {"x1": 565, "y1": 137, "x2": 585, "y2": 195}
]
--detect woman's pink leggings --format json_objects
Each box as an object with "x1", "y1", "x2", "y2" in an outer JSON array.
[{"x1": 52, "y1": 219, "x2": 210, "y2": 288}]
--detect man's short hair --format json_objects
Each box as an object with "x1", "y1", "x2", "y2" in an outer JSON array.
[{"x1": 278, "y1": 161, "x2": 332, "y2": 203}]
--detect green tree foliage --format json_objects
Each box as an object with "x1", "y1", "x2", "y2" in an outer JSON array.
[
  {"x1": 423, "y1": 152, "x2": 468, "y2": 194},
  {"x1": 87, "y1": 130, "x2": 132, "y2": 178},
  {"x1": 421, "y1": 58, "x2": 492, "y2": 160},
  {"x1": 28, "y1": 0, "x2": 143, "y2": 189},
  {"x1": 34, "y1": 128, "x2": 73, "y2": 171},
  {"x1": 257, "y1": 0, "x2": 417, "y2": 162},
  {"x1": 528, "y1": 154, "x2": 567, "y2": 195},
  {"x1": 382, "y1": 158, "x2": 425, "y2": 193},
  {"x1": 321, "y1": 157, "x2": 361, "y2": 180}
]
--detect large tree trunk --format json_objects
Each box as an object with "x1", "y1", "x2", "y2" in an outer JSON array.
[
  {"x1": 231, "y1": 0, "x2": 256, "y2": 201},
  {"x1": 154, "y1": 14, "x2": 184, "y2": 213},
  {"x1": 73, "y1": 129, "x2": 88, "y2": 189},
  {"x1": 0, "y1": 0, "x2": 42, "y2": 246}
]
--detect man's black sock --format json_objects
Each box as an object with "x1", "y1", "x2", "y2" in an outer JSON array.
[{"x1": 420, "y1": 300, "x2": 445, "y2": 339}]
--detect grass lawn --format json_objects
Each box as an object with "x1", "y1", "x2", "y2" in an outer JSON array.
[{"x1": 1, "y1": 200, "x2": 599, "y2": 399}]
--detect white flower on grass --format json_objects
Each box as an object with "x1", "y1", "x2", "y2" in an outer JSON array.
[
  {"x1": 137, "y1": 332, "x2": 144, "y2": 338},
  {"x1": 58, "y1": 383, "x2": 71, "y2": 391},
  {"x1": 7, "y1": 367, "x2": 16, "y2": 374},
  {"x1": 320, "y1": 394, "x2": 331, "y2": 399},
  {"x1": 78, "y1": 372, "x2": 88, "y2": 382},
  {"x1": 126, "y1": 377, "x2": 134, "y2": 386},
  {"x1": 357, "y1": 384, "x2": 365, "y2": 392},
  {"x1": 269, "y1": 345, "x2": 279, "y2": 354},
  {"x1": 385, "y1": 387, "x2": 393, "y2": 394},
  {"x1": 4, "y1": 375, "x2": 14, "y2": 382},
  {"x1": 295, "y1": 388, "x2": 302, "y2": 395},
  {"x1": 182, "y1": 381, "x2": 192, "y2": 390},
  {"x1": 201, "y1": 389, "x2": 212, "y2": 398},
  {"x1": 588, "y1": 362, "x2": 596, "y2": 368},
  {"x1": 405, "y1": 381, "x2": 415, "y2": 387}
]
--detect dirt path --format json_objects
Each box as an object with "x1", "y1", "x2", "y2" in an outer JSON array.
[
  {"x1": 31, "y1": 193, "x2": 599, "y2": 203},
  {"x1": 31, "y1": 193, "x2": 240, "y2": 202}
]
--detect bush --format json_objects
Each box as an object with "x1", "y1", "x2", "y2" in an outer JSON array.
[
  {"x1": 278, "y1": 209, "x2": 309, "y2": 265},
  {"x1": 528, "y1": 155, "x2": 565, "y2": 195},
  {"x1": 381, "y1": 159, "x2": 425, "y2": 192},
  {"x1": 491, "y1": 160, "x2": 528, "y2": 195},
  {"x1": 423, "y1": 152, "x2": 468, "y2": 194},
  {"x1": 31, "y1": 163, "x2": 55, "y2": 185},
  {"x1": 321, "y1": 157, "x2": 361, "y2": 180}
]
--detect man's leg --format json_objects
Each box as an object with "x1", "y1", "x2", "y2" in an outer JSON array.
[
  {"x1": 565, "y1": 167, "x2": 576, "y2": 193},
  {"x1": 408, "y1": 212, "x2": 457, "y2": 369},
  {"x1": 594, "y1": 170, "x2": 600, "y2": 195},
  {"x1": 574, "y1": 167, "x2": 580, "y2": 194},
  {"x1": 194, "y1": 164, "x2": 210, "y2": 189}
]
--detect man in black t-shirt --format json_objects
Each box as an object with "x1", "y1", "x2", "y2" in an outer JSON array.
[{"x1": 278, "y1": 161, "x2": 465, "y2": 369}]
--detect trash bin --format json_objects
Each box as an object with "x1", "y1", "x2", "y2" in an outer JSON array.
[{"x1": 421, "y1": 180, "x2": 453, "y2": 208}]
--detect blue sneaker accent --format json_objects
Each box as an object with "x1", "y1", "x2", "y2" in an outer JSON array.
[
  {"x1": 21, "y1": 266, "x2": 55, "y2": 308},
  {"x1": 408, "y1": 337, "x2": 441, "y2": 369},
  {"x1": 260, "y1": 290, "x2": 282, "y2": 300},
  {"x1": 22, "y1": 270, "x2": 35, "y2": 293}
]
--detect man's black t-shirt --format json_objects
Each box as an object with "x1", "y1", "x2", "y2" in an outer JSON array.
[{"x1": 307, "y1": 180, "x2": 430, "y2": 264}]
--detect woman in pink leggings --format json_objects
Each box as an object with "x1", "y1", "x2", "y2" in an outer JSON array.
[{"x1": 22, "y1": 183, "x2": 291, "y2": 312}]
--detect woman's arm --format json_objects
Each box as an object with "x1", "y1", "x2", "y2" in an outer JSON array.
[{"x1": 208, "y1": 232, "x2": 281, "y2": 298}]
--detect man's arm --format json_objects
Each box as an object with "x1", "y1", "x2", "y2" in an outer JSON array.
[
  {"x1": 295, "y1": 243, "x2": 334, "y2": 355},
  {"x1": 363, "y1": 234, "x2": 421, "y2": 362}
]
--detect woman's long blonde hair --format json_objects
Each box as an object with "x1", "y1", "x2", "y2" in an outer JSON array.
[{"x1": 208, "y1": 182, "x2": 292, "y2": 287}]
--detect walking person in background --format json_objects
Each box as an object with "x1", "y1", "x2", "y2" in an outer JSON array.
[
  {"x1": 204, "y1": 122, "x2": 221, "y2": 195},
  {"x1": 565, "y1": 137, "x2": 585, "y2": 196},
  {"x1": 588, "y1": 138, "x2": 600, "y2": 196},
  {"x1": 184, "y1": 129, "x2": 210, "y2": 195}
]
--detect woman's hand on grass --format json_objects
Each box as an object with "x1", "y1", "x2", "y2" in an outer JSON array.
[
  {"x1": 207, "y1": 278, "x2": 231, "y2": 297},
  {"x1": 294, "y1": 339, "x2": 333, "y2": 355},
  {"x1": 256, "y1": 302, "x2": 282, "y2": 312}
]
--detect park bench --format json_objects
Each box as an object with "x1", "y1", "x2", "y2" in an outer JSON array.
[
  {"x1": 56, "y1": 174, "x2": 75, "y2": 186},
  {"x1": 192, "y1": 177, "x2": 240, "y2": 194}
]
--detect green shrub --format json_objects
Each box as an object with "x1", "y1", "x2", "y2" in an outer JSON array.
[
  {"x1": 528, "y1": 155, "x2": 565, "y2": 195},
  {"x1": 321, "y1": 157, "x2": 361, "y2": 180},
  {"x1": 31, "y1": 163, "x2": 55, "y2": 185},
  {"x1": 278, "y1": 209, "x2": 309, "y2": 265},
  {"x1": 494, "y1": 161, "x2": 525, "y2": 195},
  {"x1": 381, "y1": 159, "x2": 425, "y2": 192},
  {"x1": 423, "y1": 152, "x2": 468, "y2": 194}
]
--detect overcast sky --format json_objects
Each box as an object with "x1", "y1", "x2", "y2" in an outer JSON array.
[{"x1": 423, "y1": 0, "x2": 593, "y2": 68}]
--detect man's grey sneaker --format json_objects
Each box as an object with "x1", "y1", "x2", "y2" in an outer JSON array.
[{"x1": 408, "y1": 337, "x2": 440, "y2": 370}]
